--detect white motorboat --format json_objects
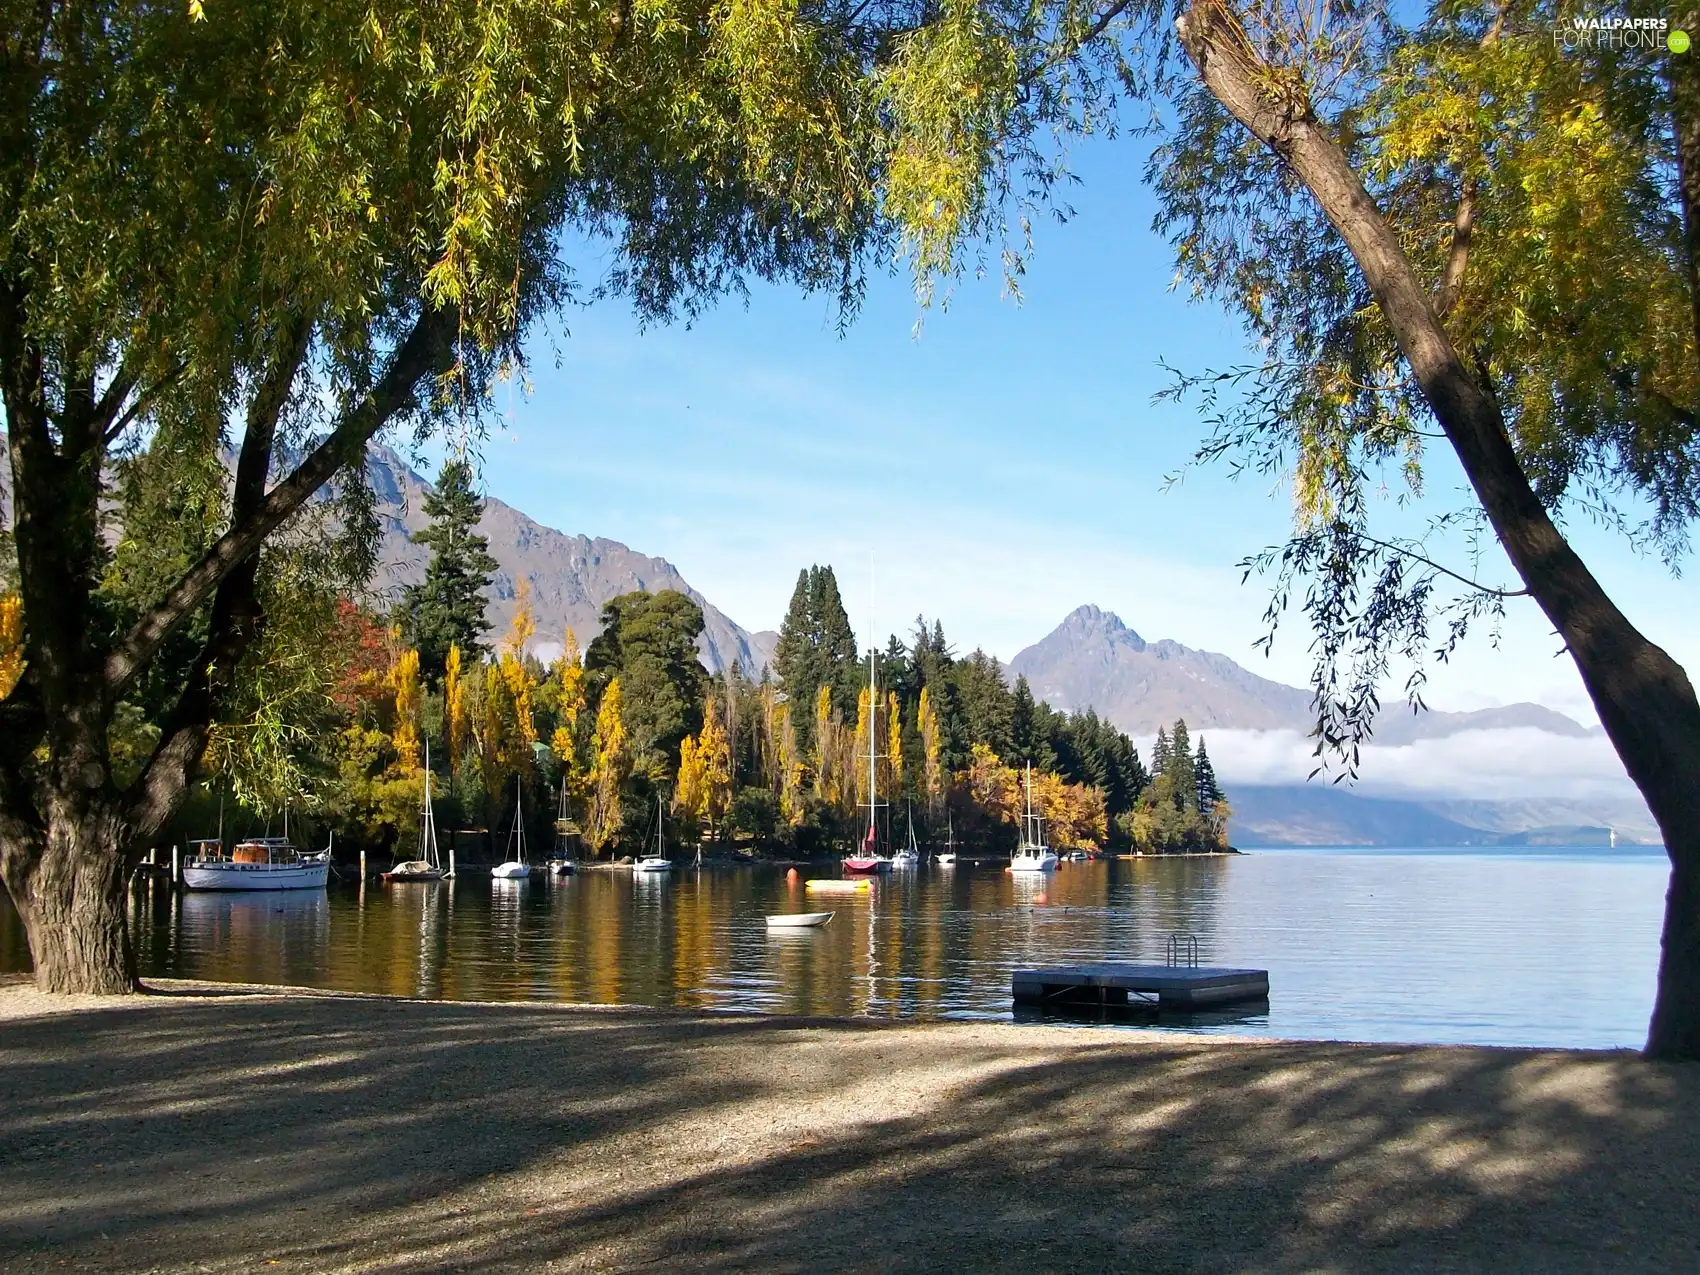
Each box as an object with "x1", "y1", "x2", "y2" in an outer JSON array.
[
  {"x1": 765, "y1": 911, "x2": 834, "y2": 929},
  {"x1": 633, "y1": 793, "x2": 672, "y2": 872},
  {"x1": 1008, "y1": 764, "x2": 1058, "y2": 873},
  {"x1": 182, "y1": 836, "x2": 329, "y2": 891},
  {"x1": 385, "y1": 745, "x2": 445, "y2": 882},
  {"x1": 491, "y1": 774, "x2": 533, "y2": 880}
]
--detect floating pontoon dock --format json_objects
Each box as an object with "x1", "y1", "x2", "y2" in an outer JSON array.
[{"x1": 1011, "y1": 962, "x2": 1269, "y2": 1010}]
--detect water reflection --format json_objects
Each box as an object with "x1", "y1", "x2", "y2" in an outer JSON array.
[{"x1": 0, "y1": 848, "x2": 1672, "y2": 1048}]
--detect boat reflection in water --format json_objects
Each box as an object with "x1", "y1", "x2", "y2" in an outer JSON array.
[{"x1": 3, "y1": 847, "x2": 1659, "y2": 1049}]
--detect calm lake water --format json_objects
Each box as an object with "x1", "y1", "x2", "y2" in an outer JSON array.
[{"x1": 0, "y1": 847, "x2": 1672, "y2": 1050}]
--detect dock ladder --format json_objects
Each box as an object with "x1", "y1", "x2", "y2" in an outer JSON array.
[{"x1": 1165, "y1": 932, "x2": 1200, "y2": 968}]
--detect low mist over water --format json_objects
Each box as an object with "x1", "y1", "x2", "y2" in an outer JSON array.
[{"x1": 0, "y1": 848, "x2": 1668, "y2": 1049}]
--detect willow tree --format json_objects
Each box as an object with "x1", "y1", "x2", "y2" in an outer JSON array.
[
  {"x1": 0, "y1": 0, "x2": 904, "y2": 992},
  {"x1": 881, "y1": 0, "x2": 1700, "y2": 1055}
]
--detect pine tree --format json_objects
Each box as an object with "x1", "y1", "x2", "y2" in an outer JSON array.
[
  {"x1": 1151, "y1": 726, "x2": 1171, "y2": 777},
  {"x1": 1194, "y1": 738, "x2": 1224, "y2": 814},
  {"x1": 402, "y1": 460, "x2": 499, "y2": 683},
  {"x1": 773, "y1": 565, "x2": 860, "y2": 746},
  {"x1": 1010, "y1": 674, "x2": 1037, "y2": 766},
  {"x1": 1166, "y1": 719, "x2": 1197, "y2": 812}
]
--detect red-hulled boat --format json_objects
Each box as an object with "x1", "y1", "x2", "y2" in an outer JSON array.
[{"x1": 843, "y1": 826, "x2": 891, "y2": 874}]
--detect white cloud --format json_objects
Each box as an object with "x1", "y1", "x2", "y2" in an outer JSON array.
[{"x1": 1203, "y1": 727, "x2": 1640, "y2": 802}]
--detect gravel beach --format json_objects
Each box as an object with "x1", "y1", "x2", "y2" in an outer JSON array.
[{"x1": 2, "y1": 978, "x2": 1697, "y2": 1273}]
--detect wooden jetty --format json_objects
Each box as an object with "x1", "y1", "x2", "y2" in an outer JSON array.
[{"x1": 1011, "y1": 962, "x2": 1269, "y2": 1010}]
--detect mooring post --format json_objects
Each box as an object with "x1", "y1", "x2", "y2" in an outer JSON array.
[
  {"x1": 171, "y1": 844, "x2": 181, "y2": 888},
  {"x1": 448, "y1": 846, "x2": 456, "y2": 878},
  {"x1": 359, "y1": 849, "x2": 367, "y2": 881}
]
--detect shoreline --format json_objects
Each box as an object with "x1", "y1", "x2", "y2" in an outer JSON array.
[{"x1": 3, "y1": 982, "x2": 1696, "y2": 1273}]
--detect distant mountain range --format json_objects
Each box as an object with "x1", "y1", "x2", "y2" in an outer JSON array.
[
  {"x1": 365, "y1": 446, "x2": 777, "y2": 675},
  {"x1": 1007, "y1": 603, "x2": 1592, "y2": 742}
]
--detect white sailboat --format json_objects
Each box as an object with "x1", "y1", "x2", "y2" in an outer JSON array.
[
  {"x1": 891, "y1": 802, "x2": 920, "y2": 867},
  {"x1": 936, "y1": 811, "x2": 957, "y2": 866},
  {"x1": 843, "y1": 614, "x2": 892, "y2": 874},
  {"x1": 384, "y1": 743, "x2": 446, "y2": 882},
  {"x1": 1008, "y1": 764, "x2": 1058, "y2": 872},
  {"x1": 547, "y1": 781, "x2": 577, "y2": 875},
  {"x1": 491, "y1": 774, "x2": 533, "y2": 880},
  {"x1": 634, "y1": 793, "x2": 672, "y2": 872}
]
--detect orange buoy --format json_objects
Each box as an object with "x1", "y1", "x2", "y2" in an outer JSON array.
[{"x1": 787, "y1": 867, "x2": 799, "y2": 882}]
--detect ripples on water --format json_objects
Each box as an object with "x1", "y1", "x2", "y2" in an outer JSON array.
[{"x1": 0, "y1": 847, "x2": 1670, "y2": 1049}]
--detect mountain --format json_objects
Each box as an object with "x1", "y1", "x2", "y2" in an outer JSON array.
[
  {"x1": 365, "y1": 446, "x2": 775, "y2": 676},
  {"x1": 1228, "y1": 786, "x2": 1659, "y2": 847},
  {"x1": 1008, "y1": 605, "x2": 1313, "y2": 733},
  {"x1": 1008, "y1": 603, "x2": 1594, "y2": 742}
]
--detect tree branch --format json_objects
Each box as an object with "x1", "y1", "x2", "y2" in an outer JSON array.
[
  {"x1": 1434, "y1": 179, "x2": 1474, "y2": 319},
  {"x1": 103, "y1": 307, "x2": 456, "y2": 702},
  {"x1": 102, "y1": 358, "x2": 187, "y2": 446},
  {"x1": 1342, "y1": 527, "x2": 1527, "y2": 598},
  {"x1": 121, "y1": 313, "x2": 315, "y2": 839}
]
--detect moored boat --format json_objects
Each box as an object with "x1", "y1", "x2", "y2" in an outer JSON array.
[
  {"x1": 765, "y1": 911, "x2": 834, "y2": 929},
  {"x1": 1008, "y1": 764, "x2": 1059, "y2": 873},
  {"x1": 384, "y1": 746, "x2": 445, "y2": 882},
  {"x1": 182, "y1": 836, "x2": 329, "y2": 891},
  {"x1": 633, "y1": 793, "x2": 672, "y2": 872},
  {"x1": 890, "y1": 803, "x2": 920, "y2": 867},
  {"x1": 936, "y1": 811, "x2": 957, "y2": 865},
  {"x1": 491, "y1": 774, "x2": 533, "y2": 880}
]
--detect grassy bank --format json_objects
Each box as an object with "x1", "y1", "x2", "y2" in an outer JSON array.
[{"x1": 2, "y1": 980, "x2": 1696, "y2": 1273}]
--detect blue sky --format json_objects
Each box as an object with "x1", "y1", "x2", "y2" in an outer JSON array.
[{"x1": 435, "y1": 132, "x2": 1698, "y2": 727}]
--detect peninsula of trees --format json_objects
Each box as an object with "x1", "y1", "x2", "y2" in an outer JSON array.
[{"x1": 143, "y1": 479, "x2": 1230, "y2": 861}]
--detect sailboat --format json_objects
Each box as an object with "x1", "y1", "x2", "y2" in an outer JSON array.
[
  {"x1": 843, "y1": 638, "x2": 892, "y2": 874},
  {"x1": 547, "y1": 781, "x2": 577, "y2": 875},
  {"x1": 936, "y1": 811, "x2": 957, "y2": 866},
  {"x1": 634, "y1": 793, "x2": 672, "y2": 872},
  {"x1": 384, "y1": 742, "x2": 446, "y2": 882},
  {"x1": 1008, "y1": 764, "x2": 1058, "y2": 872},
  {"x1": 890, "y1": 801, "x2": 920, "y2": 867},
  {"x1": 491, "y1": 774, "x2": 533, "y2": 879}
]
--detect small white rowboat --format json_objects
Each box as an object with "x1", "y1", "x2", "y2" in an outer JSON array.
[{"x1": 765, "y1": 911, "x2": 835, "y2": 929}]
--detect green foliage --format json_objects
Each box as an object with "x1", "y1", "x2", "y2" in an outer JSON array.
[
  {"x1": 402, "y1": 460, "x2": 498, "y2": 682},
  {"x1": 772, "y1": 564, "x2": 860, "y2": 746},
  {"x1": 585, "y1": 590, "x2": 708, "y2": 773}
]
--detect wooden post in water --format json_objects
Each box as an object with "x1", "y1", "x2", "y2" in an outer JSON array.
[
  {"x1": 448, "y1": 846, "x2": 456, "y2": 879},
  {"x1": 359, "y1": 849, "x2": 367, "y2": 881},
  {"x1": 171, "y1": 844, "x2": 181, "y2": 889}
]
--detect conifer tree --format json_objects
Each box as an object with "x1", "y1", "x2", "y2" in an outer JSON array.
[
  {"x1": 1151, "y1": 726, "x2": 1171, "y2": 778},
  {"x1": 403, "y1": 460, "x2": 499, "y2": 683},
  {"x1": 1010, "y1": 674, "x2": 1038, "y2": 767},
  {"x1": 773, "y1": 565, "x2": 859, "y2": 746},
  {"x1": 1166, "y1": 720, "x2": 1197, "y2": 812},
  {"x1": 1195, "y1": 738, "x2": 1224, "y2": 815}
]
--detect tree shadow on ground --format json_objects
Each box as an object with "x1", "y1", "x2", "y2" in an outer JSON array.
[{"x1": 1, "y1": 994, "x2": 1696, "y2": 1274}]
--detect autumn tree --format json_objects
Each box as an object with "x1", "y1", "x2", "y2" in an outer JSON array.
[
  {"x1": 586, "y1": 679, "x2": 632, "y2": 855},
  {"x1": 389, "y1": 647, "x2": 423, "y2": 774}
]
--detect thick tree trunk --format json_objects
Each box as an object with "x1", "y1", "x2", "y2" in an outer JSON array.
[
  {"x1": 1, "y1": 798, "x2": 133, "y2": 994},
  {"x1": 1177, "y1": 0, "x2": 1700, "y2": 1058}
]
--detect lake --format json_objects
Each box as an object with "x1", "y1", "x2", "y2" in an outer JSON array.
[{"x1": 0, "y1": 846, "x2": 1671, "y2": 1050}]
